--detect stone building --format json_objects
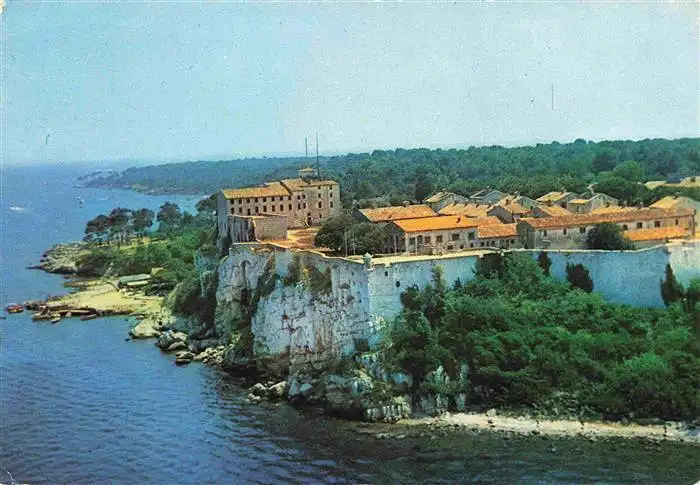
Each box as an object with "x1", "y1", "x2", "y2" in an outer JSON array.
[
  {"x1": 536, "y1": 191, "x2": 578, "y2": 208},
  {"x1": 487, "y1": 202, "x2": 529, "y2": 223},
  {"x1": 386, "y1": 215, "x2": 502, "y2": 254},
  {"x1": 517, "y1": 207, "x2": 696, "y2": 249},
  {"x1": 468, "y1": 188, "x2": 509, "y2": 205},
  {"x1": 651, "y1": 196, "x2": 700, "y2": 227},
  {"x1": 424, "y1": 191, "x2": 468, "y2": 212},
  {"x1": 216, "y1": 168, "x2": 341, "y2": 240},
  {"x1": 566, "y1": 193, "x2": 619, "y2": 214}
]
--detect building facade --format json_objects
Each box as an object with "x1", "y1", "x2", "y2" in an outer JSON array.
[
  {"x1": 517, "y1": 207, "x2": 695, "y2": 249},
  {"x1": 217, "y1": 168, "x2": 341, "y2": 238}
]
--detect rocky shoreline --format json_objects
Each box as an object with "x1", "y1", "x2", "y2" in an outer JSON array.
[{"x1": 29, "y1": 243, "x2": 700, "y2": 446}]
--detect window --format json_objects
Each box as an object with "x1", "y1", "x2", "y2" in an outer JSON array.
[
  {"x1": 470, "y1": 243, "x2": 474, "y2": 248},
  {"x1": 263, "y1": 205, "x2": 267, "y2": 212},
  {"x1": 417, "y1": 236, "x2": 423, "y2": 244},
  {"x1": 385, "y1": 271, "x2": 389, "y2": 277},
  {"x1": 447, "y1": 245, "x2": 453, "y2": 250},
  {"x1": 263, "y1": 197, "x2": 267, "y2": 202},
  {"x1": 247, "y1": 199, "x2": 251, "y2": 203},
  {"x1": 424, "y1": 236, "x2": 431, "y2": 244},
  {"x1": 452, "y1": 233, "x2": 460, "y2": 241},
  {"x1": 289, "y1": 204, "x2": 292, "y2": 210},
  {"x1": 543, "y1": 230, "x2": 548, "y2": 237},
  {"x1": 318, "y1": 202, "x2": 323, "y2": 209},
  {"x1": 637, "y1": 222, "x2": 643, "y2": 229},
  {"x1": 675, "y1": 219, "x2": 679, "y2": 226},
  {"x1": 297, "y1": 204, "x2": 301, "y2": 210},
  {"x1": 409, "y1": 237, "x2": 416, "y2": 245},
  {"x1": 654, "y1": 221, "x2": 661, "y2": 228},
  {"x1": 480, "y1": 242, "x2": 485, "y2": 247},
  {"x1": 237, "y1": 199, "x2": 242, "y2": 205},
  {"x1": 563, "y1": 228, "x2": 567, "y2": 235},
  {"x1": 254, "y1": 198, "x2": 258, "y2": 203},
  {"x1": 579, "y1": 227, "x2": 585, "y2": 234},
  {"x1": 460, "y1": 245, "x2": 464, "y2": 249},
  {"x1": 395, "y1": 281, "x2": 401, "y2": 288},
  {"x1": 288, "y1": 196, "x2": 292, "y2": 201},
  {"x1": 468, "y1": 232, "x2": 475, "y2": 240},
  {"x1": 436, "y1": 235, "x2": 443, "y2": 243},
  {"x1": 255, "y1": 207, "x2": 259, "y2": 213},
  {"x1": 330, "y1": 201, "x2": 334, "y2": 208},
  {"x1": 238, "y1": 208, "x2": 243, "y2": 214},
  {"x1": 622, "y1": 224, "x2": 628, "y2": 231},
  {"x1": 511, "y1": 239, "x2": 515, "y2": 244},
  {"x1": 247, "y1": 209, "x2": 251, "y2": 215},
  {"x1": 230, "y1": 208, "x2": 235, "y2": 214},
  {"x1": 330, "y1": 192, "x2": 333, "y2": 198}
]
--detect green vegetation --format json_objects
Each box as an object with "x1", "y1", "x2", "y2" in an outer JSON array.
[
  {"x1": 382, "y1": 254, "x2": 700, "y2": 420},
  {"x1": 84, "y1": 138, "x2": 699, "y2": 208},
  {"x1": 586, "y1": 223, "x2": 634, "y2": 250},
  {"x1": 566, "y1": 263, "x2": 594, "y2": 293},
  {"x1": 314, "y1": 213, "x2": 386, "y2": 255}
]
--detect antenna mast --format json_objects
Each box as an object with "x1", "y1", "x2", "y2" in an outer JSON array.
[
  {"x1": 305, "y1": 137, "x2": 308, "y2": 159},
  {"x1": 315, "y1": 132, "x2": 320, "y2": 178}
]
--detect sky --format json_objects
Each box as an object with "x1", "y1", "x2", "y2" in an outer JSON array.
[{"x1": 2, "y1": 2, "x2": 698, "y2": 166}]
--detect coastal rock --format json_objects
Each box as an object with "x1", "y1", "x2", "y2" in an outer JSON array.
[
  {"x1": 156, "y1": 330, "x2": 188, "y2": 351},
  {"x1": 129, "y1": 319, "x2": 162, "y2": 339},
  {"x1": 189, "y1": 338, "x2": 220, "y2": 354},
  {"x1": 167, "y1": 341, "x2": 188, "y2": 352},
  {"x1": 250, "y1": 383, "x2": 267, "y2": 397},
  {"x1": 268, "y1": 381, "x2": 289, "y2": 400},
  {"x1": 174, "y1": 351, "x2": 194, "y2": 366},
  {"x1": 299, "y1": 383, "x2": 314, "y2": 396},
  {"x1": 32, "y1": 243, "x2": 91, "y2": 274}
]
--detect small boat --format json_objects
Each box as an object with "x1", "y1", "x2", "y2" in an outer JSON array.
[
  {"x1": 80, "y1": 314, "x2": 98, "y2": 321},
  {"x1": 51, "y1": 316, "x2": 61, "y2": 324},
  {"x1": 6, "y1": 304, "x2": 24, "y2": 314}
]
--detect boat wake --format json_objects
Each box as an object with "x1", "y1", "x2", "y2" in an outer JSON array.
[{"x1": 9, "y1": 206, "x2": 28, "y2": 213}]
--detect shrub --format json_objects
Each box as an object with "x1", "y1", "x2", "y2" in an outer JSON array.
[{"x1": 566, "y1": 263, "x2": 594, "y2": 293}]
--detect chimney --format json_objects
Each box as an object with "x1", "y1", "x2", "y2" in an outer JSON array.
[
  {"x1": 403, "y1": 200, "x2": 410, "y2": 207},
  {"x1": 457, "y1": 217, "x2": 461, "y2": 223}
]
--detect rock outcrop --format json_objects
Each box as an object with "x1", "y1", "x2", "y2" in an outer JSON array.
[{"x1": 30, "y1": 243, "x2": 91, "y2": 274}]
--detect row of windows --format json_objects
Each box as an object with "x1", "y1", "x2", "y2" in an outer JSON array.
[
  {"x1": 407, "y1": 236, "x2": 515, "y2": 247},
  {"x1": 231, "y1": 191, "x2": 336, "y2": 205},
  {"x1": 541, "y1": 220, "x2": 668, "y2": 237}
]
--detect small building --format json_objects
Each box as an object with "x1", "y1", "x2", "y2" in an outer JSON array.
[
  {"x1": 487, "y1": 202, "x2": 530, "y2": 223},
  {"x1": 623, "y1": 227, "x2": 689, "y2": 249},
  {"x1": 424, "y1": 191, "x2": 468, "y2": 212},
  {"x1": 227, "y1": 214, "x2": 287, "y2": 243},
  {"x1": 355, "y1": 204, "x2": 436, "y2": 224},
  {"x1": 651, "y1": 195, "x2": 700, "y2": 227},
  {"x1": 438, "y1": 202, "x2": 493, "y2": 218},
  {"x1": 527, "y1": 205, "x2": 572, "y2": 218},
  {"x1": 536, "y1": 191, "x2": 578, "y2": 208},
  {"x1": 476, "y1": 223, "x2": 521, "y2": 249},
  {"x1": 517, "y1": 207, "x2": 695, "y2": 249},
  {"x1": 387, "y1": 215, "x2": 502, "y2": 254},
  {"x1": 566, "y1": 193, "x2": 619, "y2": 214},
  {"x1": 511, "y1": 195, "x2": 541, "y2": 211},
  {"x1": 469, "y1": 189, "x2": 510, "y2": 205}
]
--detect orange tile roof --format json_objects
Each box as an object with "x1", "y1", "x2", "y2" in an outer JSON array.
[
  {"x1": 439, "y1": 203, "x2": 492, "y2": 217},
  {"x1": 499, "y1": 202, "x2": 529, "y2": 214},
  {"x1": 393, "y1": 215, "x2": 501, "y2": 233},
  {"x1": 536, "y1": 191, "x2": 574, "y2": 203},
  {"x1": 222, "y1": 181, "x2": 291, "y2": 199},
  {"x1": 589, "y1": 206, "x2": 637, "y2": 215},
  {"x1": 624, "y1": 227, "x2": 689, "y2": 242},
  {"x1": 359, "y1": 204, "x2": 436, "y2": 223},
  {"x1": 649, "y1": 196, "x2": 698, "y2": 210},
  {"x1": 533, "y1": 205, "x2": 572, "y2": 217},
  {"x1": 478, "y1": 223, "x2": 518, "y2": 238},
  {"x1": 568, "y1": 199, "x2": 590, "y2": 204},
  {"x1": 425, "y1": 191, "x2": 453, "y2": 203},
  {"x1": 281, "y1": 178, "x2": 338, "y2": 191},
  {"x1": 519, "y1": 207, "x2": 694, "y2": 230}
]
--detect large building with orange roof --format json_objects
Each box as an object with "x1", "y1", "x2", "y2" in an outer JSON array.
[
  {"x1": 386, "y1": 215, "x2": 518, "y2": 254},
  {"x1": 216, "y1": 167, "x2": 341, "y2": 241},
  {"x1": 517, "y1": 207, "x2": 695, "y2": 249},
  {"x1": 355, "y1": 204, "x2": 436, "y2": 224}
]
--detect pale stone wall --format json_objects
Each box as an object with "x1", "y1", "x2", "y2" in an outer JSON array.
[{"x1": 216, "y1": 241, "x2": 699, "y2": 362}]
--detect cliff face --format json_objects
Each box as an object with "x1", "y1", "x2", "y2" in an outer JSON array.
[{"x1": 215, "y1": 244, "x2": 381, "y2": 363}]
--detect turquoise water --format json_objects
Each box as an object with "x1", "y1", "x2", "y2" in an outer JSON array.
[{"x1": 1, "y1": 164, "x2": 699, "y2": 484}]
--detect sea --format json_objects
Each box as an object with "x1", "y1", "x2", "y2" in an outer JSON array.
[{"x1": 1, "y1": 164, "x2": 699, "y2": 485}]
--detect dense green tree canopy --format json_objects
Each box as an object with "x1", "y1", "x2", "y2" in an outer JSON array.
[{"x1": 586, "y1": 223, "x2": 634, "y2": 250}]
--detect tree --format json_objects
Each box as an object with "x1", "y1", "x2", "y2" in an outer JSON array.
[
  {"x1": 612, "y1": 160, "x2": 645, "y2": 182},
  {"x1": 586, "y1": 223, "x2": 634, "y2": 250},
  {"x1": 314, "y1": 213, "x2": 355, "y2": 252},
  {"x1": 157, "y1": 202, "x2": 182, "y2": 233},
  {"x1": 592, "y1": 148, "x2": 617, "y2": 173},
  {"x1": 660, "y1": 264, "x2": 684, "y2": 307},
  {"x1": 594, "y1": 175, "x2": 646, "y2": 205},
  {"x1": 84, "y1": 214, "x2": 110, "y2": 244},
  {"x1": 566, "y1": 263, "x2": 593, "y2": 293},
  {"x1": 132, "y1": 208, "x2": 155, "y2": 238},
  {"x1": 107, "y1": 208, "x2": 132, "y2": 244},
  {"x1": 537, "y1": 252, "x2": 552, "y2": 276}
]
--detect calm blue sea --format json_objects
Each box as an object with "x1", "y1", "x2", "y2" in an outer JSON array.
[{"x1": 1, "y1": 164, "x2": 699, "y2": 485}]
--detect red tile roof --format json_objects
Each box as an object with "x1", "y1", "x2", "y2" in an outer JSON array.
[
  {"x1": 478, "y1": 223, "x2": 518, "y2": 238},
  {"x1": 359, "y1": 204, "x2": 436, "y2": 223},
  {"x1": 439, "y1": 203, "x2": 492, "y2": 217},
  {"x1": 531, "y1": 205, "x2": 572, "y2": 217},
  {"x1": 519, "y1": 207, "x2": 694, "y2": 230},
  {"x1": 393, "y1": 215, "x2": 501, "y2": 233},
  {"x1": 222, "y1": 181, "x2": 291, "y2": 199},
  {"x1": 624, "y1": 227, "x2": 689, "y2": 242}
]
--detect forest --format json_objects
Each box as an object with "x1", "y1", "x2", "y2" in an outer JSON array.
[
  {"x1": 84, "y1": 138, "x2": 700, "y2": 207},
  {"x1": 381, "y1": 254, "x2": 700, "y2": 421}
]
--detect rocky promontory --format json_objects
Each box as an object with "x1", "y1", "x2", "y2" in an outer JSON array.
[{"x1": 29, "y1": 243, "x2": 91, "y2": 274}]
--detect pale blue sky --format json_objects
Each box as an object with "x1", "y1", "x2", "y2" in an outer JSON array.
[{"x1": 2, "y1": 2, "x2": 698, "y2": 165}]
